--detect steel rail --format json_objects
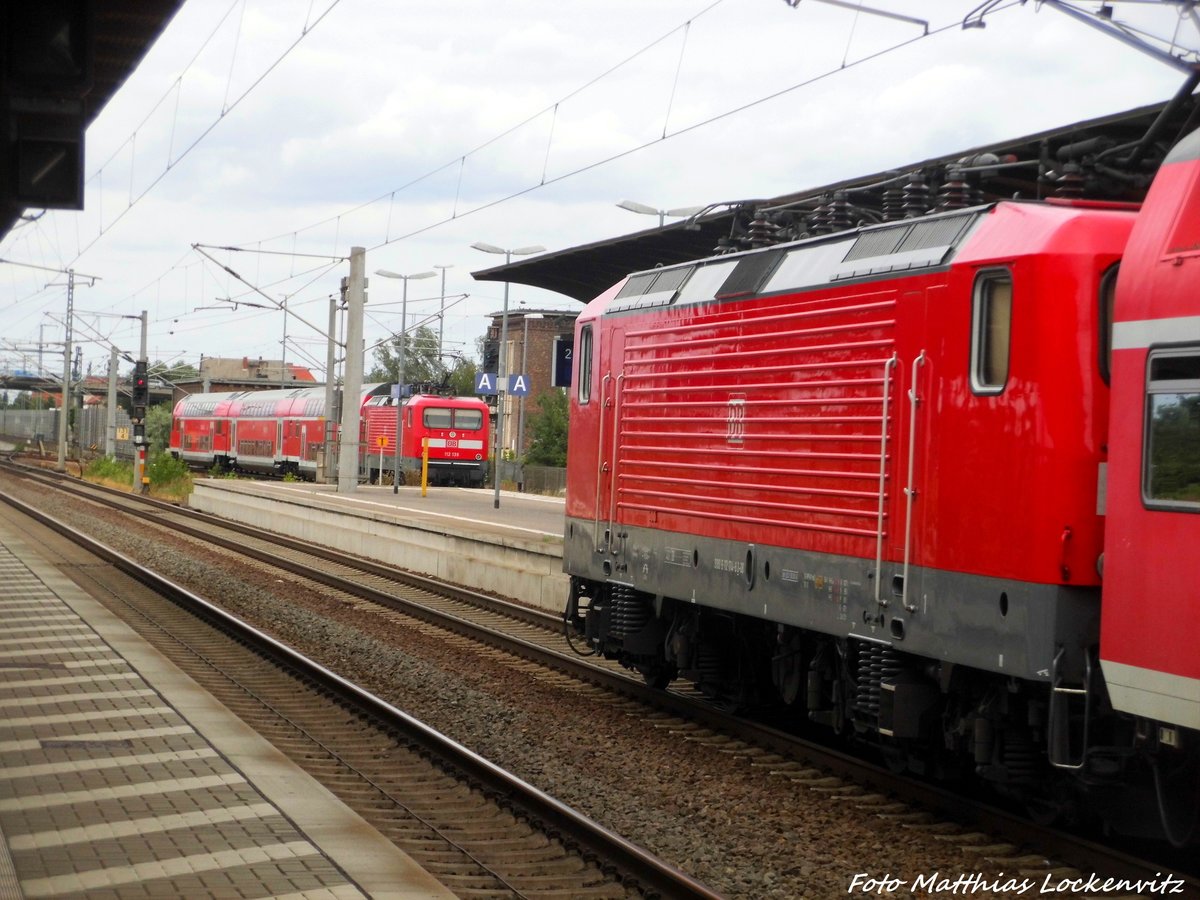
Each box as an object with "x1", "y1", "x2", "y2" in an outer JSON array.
[
  {"x1": 0, "y1": 484, "x2": 724, "y2": 900},
  {"x1": 4, "y1": 461, "x2": 1198, "y2": 892}
]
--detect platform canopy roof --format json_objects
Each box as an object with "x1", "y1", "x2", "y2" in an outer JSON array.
[
  {"x1": 471, "y1": 93, "x2": 1200, "y2": 303},
  {"x1": 1, "y1": 2, "x2": 187, "y2": 242}
]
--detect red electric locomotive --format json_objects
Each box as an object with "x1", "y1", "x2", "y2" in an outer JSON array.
[
  {"x1": 170, "y1": 385, "x2": 489, "y2": 486},
  {"x1": 563, "y1": 131, "x2": 1200, "y2": 839},
  {"x1": 361, "y1": 393, "x2": 489, "y2": 486}
]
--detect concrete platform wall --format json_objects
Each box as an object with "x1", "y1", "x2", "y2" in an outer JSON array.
[{"x1": 191, "y1": 482, "x2": 569, "y2": 614}]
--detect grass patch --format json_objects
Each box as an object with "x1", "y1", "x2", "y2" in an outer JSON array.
[{"x1": 84, "y1": 453, "x2": 194, "y2": 502}]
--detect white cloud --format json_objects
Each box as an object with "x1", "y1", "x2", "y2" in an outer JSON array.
[{"x1": 0, "y1": 0, "x2": 1189, "y2": 377}]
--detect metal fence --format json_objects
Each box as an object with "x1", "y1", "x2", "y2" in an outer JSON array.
[
  {"x1": 0, "y1": 408, "x2": 56, "y2": 443},
  {"x1": 509, "y1": 463, "x2": 566, "y2": 496},
  {"x1": 0, "y1": 406, "x2": 134, "y2": 459}
]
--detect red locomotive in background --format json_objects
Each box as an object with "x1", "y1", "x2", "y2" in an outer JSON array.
[
  {"x1": 360, "y1": 391, "x2": 488, "y2": 486},
  {"x1": 564, "y1": 129, "x2": 1200, "y2": 840},
  {"x1": 170, "y1": 385, "x2": 488, "y2": 486}
]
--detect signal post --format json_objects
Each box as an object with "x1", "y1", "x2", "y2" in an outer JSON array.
[{"x1": 130, "y1": 311, "x2": 149, "y2": 494}]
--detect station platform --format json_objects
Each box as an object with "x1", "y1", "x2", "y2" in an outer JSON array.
[
  {"x1": 189, "y1": 480, "x2": 569, "y2": 613},
  {"x1": 0, "y1": 517, "x2": 454, "y2": 900},
  {"x1": 240, "y1": 480, "x2": 567, "y2": 543}
]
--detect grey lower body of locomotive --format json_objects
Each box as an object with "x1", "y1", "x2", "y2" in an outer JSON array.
[{"x1": 563, "y1": 516, "x2": 1098, "y2": 685}]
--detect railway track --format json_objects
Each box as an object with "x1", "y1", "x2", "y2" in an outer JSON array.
[
  {"x1": 0, "y1": 476, "x2": 719, "y2": 900},
  {"x1": 3, "y1": 461, "x2": 1197, "y2": 898}
]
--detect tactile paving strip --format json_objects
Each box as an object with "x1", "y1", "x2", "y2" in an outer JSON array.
[{"x1": 0, "y1": 541, "x2": 368, "y2": 900}]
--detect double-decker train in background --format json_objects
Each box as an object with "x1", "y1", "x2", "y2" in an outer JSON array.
[
  {"x1": 170, "y1": 384, "x2": 488, "y2": 486},
  {"x1": 563, "y1": 127, "x2": 1200, "y2": 842}
]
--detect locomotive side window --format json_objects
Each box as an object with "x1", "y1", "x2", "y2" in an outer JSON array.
[
  {"x1": 1144, "y1": 350, "x2": 1200, "y2": 509},
  {"x1": 970, "y1": 269, "x2": 1013, "y2": 394},
  {"x1": 676, "y1": 261, "x2": 737, "y2": 305},
  {"x1": 1098, "y1": 264, "x2": 1119, "y2": 385},
  {"x1": 578, "y1": 324, "x2": 593, "y2": 403}
]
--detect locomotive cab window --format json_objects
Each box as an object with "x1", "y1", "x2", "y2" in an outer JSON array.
[
  {"x1": 421, "y1": 407, "x2": 483, "y2": 429},
  {"x1": 970, "y1": 269, "x2": 1013, "y2": 394},
  {"x1": 577, "y1": 324, "x2": 593, "y2": 404},
  {"x1": 1144, "y1": 349, "x2": 1200, "y2": 509},
  {"x1": 423, "y1": 408, "x2": 453, "y2": 429},
  {"x1": 454, "y1": 409, "x2": 483, "y2": 430}
]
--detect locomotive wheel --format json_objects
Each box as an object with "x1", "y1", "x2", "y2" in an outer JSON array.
[
  {"x1": 1025, "y1": 798, "x2": 1061, "y2": 827},
  {"x1": 881, "y1": 743, "x2": 909, "y2": 775},
  {"x1": 639, "y1": 664, "x2": 676, "y2": 690}
]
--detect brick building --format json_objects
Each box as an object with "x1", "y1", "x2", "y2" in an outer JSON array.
[
  {"x1": 483, "y1": 309, "x2": 579, "y2": 457},
  {"x1": 170, "y1": 356, "x2": 318, "y2": 405}
]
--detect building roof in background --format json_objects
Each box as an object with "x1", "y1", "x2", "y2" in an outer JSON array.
[{"x1": 195, "y1": 357, "x2": 317, "y2": 384}]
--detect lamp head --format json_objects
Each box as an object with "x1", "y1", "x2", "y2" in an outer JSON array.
[
  {"x1": 617, "y1": 199, "x2": 658, "y2": 216},
  {"x1": 375, "y1": 269, "x2": 436, "y2": 280}
]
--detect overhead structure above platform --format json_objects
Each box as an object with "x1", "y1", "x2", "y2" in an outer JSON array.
[
  {"x1": 472, "y1": 94, "x2": 1200, "y2": 303},
  {"x1": 0, "y1": 1, "x2": 187, "y2": 241}
]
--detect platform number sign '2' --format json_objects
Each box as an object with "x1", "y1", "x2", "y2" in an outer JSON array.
[{"x1": 726, "y1": 395, "x2": 746, "y2": 445}]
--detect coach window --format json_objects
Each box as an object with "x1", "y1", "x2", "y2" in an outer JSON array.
[
  {"x1": 1144, "y1": 350, "x2": 1200, "y2": 509},
  {"x1": 578, "y1": 324, "x2": 593, "y2": 403},
  {"x1": 1098, "y1": 264, "x2": 1119, "y2": 385},
  {"x1": 970, "y1": 269, "x2": 1013, "y2": 394}
]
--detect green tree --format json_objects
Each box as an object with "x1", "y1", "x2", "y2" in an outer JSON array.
[
  {"x1": 523, "y1": 389, "x2": 569, "y2": 466},
  {"x1": 1149, "y1": 394, "x2": 1200, "y2": 501},
  {"x1": 157, "y1": 361, "x2": 199, "y2": 383},
  {"x1": 144, "y1": 403, "x2": 173, "y2": 454},
  {"x1": 8, "y1": 391, "x2": 36, "y2": 410},
  {"x1": 447, "y1": 357, "x2": 478, "y2": 396},
  {"x1": 124, "y1": 361, "x2": 198, "y2": 385},
  {"x1": 367, "y1": 325, "x2": 444, "y2": 386}
]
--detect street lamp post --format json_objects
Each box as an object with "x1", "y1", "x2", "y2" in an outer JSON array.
[
  {"x1": 616, "y1": 199, "x2": 705, "y2": 227},
  {"x1": 470, "y1": 241, "x2": 545, "y2": 509},
  {"x1": 375, "y1": 269, "x2": 436, "y2": 494}
]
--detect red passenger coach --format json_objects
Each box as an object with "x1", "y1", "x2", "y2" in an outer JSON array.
[
  {"x1": 563, "y1": 130, "x2": 1200, "y2": 841},
  {"x1": 170, "y1": 385, "x2": 488, "y2": 486},
  {"x1": 1102, "y1": 130, "x2": 1200, "y2": 787},
  {"x1": 171, "y1": 384, "x2": 388, "y2": 477}
]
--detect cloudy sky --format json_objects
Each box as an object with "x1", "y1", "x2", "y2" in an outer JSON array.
[{"x1": 0, "y1": 0, "x2": 1193, "y2": 382}]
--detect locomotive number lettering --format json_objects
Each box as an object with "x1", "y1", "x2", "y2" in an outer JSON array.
[
  {"x1": 726, "y1": 395, "x2": 746, "y2": 445},
  {"x1": 713, "y1": 557, "x2": 744, "y2": 575}
]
